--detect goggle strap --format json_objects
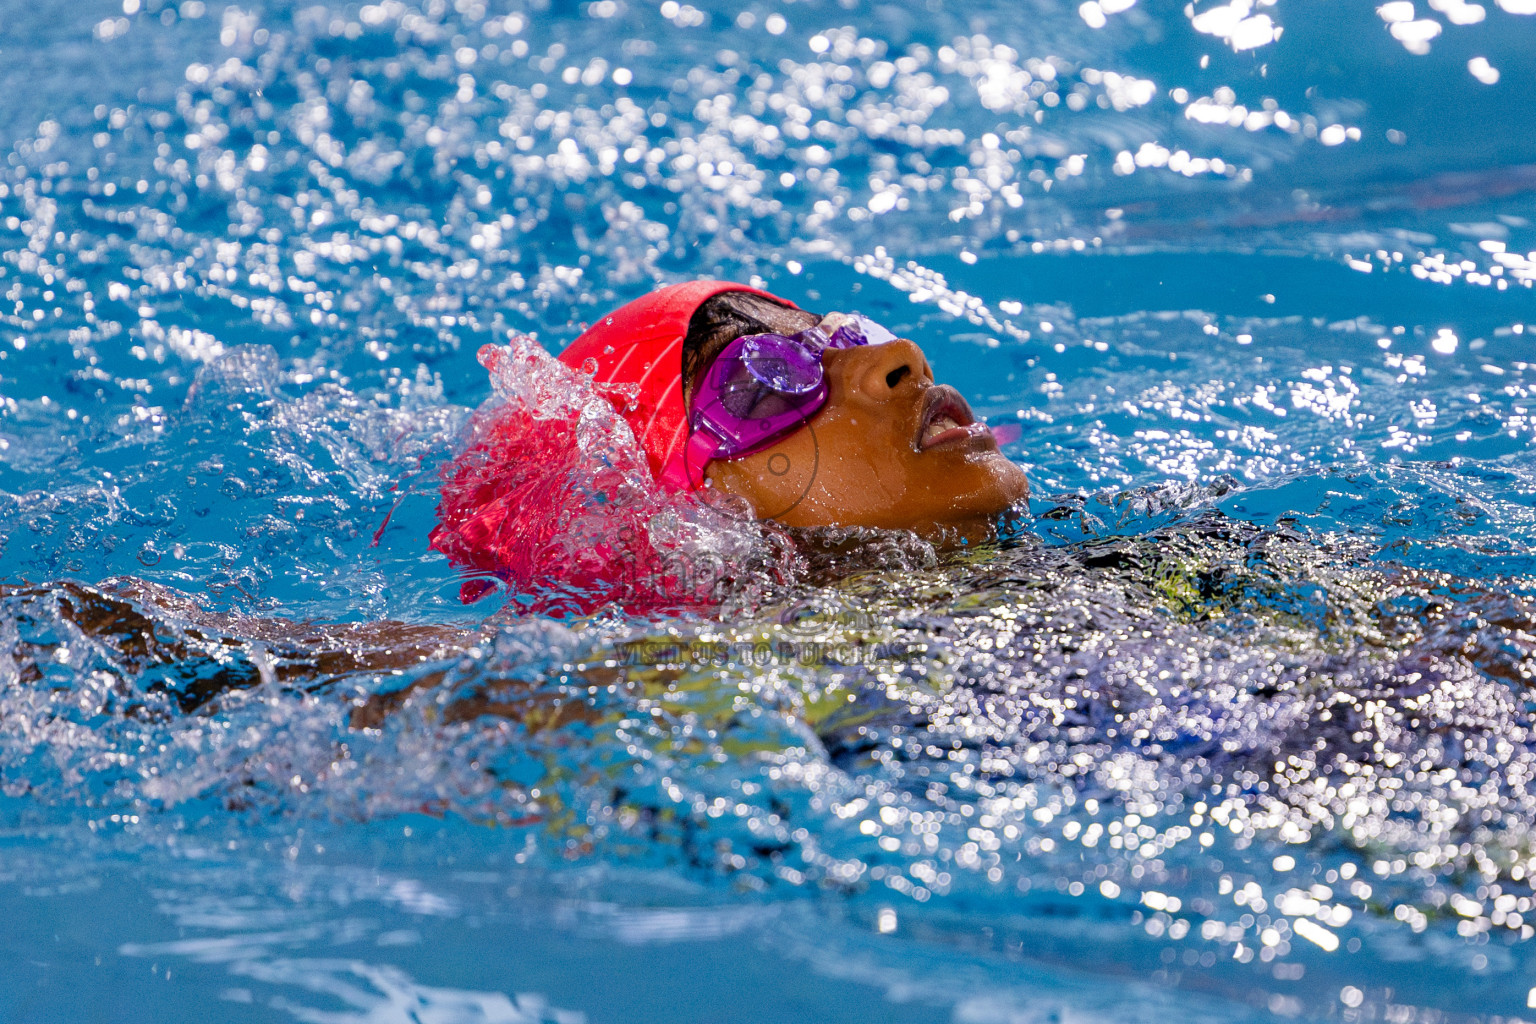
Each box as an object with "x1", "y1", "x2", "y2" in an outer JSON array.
[{"x1": 663, "y1": 425, "x2": 724, "y2": 491}]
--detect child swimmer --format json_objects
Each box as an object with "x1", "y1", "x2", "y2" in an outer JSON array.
[{"x1": 13, "y1": 287, "x2": 1534, "y2": 863}]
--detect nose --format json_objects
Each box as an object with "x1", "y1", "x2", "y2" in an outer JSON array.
[{"x1": 827, "y1": 338, "x2": 933, "y2": 403}]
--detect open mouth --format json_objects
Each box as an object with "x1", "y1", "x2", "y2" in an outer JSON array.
[{"x1": 914, "y1": 386, "x2": 992, "y2": 451}]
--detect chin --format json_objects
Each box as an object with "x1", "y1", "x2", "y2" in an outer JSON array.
[
  {"x1": 992, "y1": 456, "x2": 1031, "y2": 504},
  {"x1": 940, "y1": 457, "x2": 1031, "y2": 525}
]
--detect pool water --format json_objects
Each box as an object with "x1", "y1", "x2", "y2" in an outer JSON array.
[{"x1": 3, "y1": 0, "x2": 1536, "y2": 1021}]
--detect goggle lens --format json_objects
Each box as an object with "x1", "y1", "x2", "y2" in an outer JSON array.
[{"x1": 741, "y1": 334, "x2": 824, "y2": 394}]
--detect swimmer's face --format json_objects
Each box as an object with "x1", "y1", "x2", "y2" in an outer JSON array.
[{"x1": 702, "y1": 312, "x2": 1030, "y2": 540}]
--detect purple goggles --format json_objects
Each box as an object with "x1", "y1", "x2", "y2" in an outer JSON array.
[{"x1": 680, "y1": 313, "x2": 899, "y2": 484}]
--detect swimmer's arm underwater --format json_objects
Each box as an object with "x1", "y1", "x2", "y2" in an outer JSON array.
[
  {"x1": 4, "y1": 577, "x2": 607, "y2": 731},
  {"x1": 3, "y1": 577, "x2": 480, "y2": 707}
]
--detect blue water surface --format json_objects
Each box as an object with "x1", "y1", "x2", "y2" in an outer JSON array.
[{"x1": 3, "y1": 0, "x2": 1536, "y2": 1021}]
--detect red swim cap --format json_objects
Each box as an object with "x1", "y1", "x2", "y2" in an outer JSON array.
[{"x1": 556, "y1": 280, "x2": 792, "y2": 490}]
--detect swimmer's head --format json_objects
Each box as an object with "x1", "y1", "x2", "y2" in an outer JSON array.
[{"x1": 559, "y1": 281, "x2": 1029, "y2": 540}]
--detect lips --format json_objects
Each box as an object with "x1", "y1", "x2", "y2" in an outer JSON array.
[{"x1": 914, "y1": 385, "x2": 992, "y2": 451}]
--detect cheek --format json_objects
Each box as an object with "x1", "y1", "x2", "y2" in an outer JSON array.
[
  {"x1": 810, "y1": 415, "x2": 915, "y2": 492},
  {"x1": 922, "y1": 451, "x2": 1032, "y2": 515},
  {"x1": 708, "y1": 432, "x2": 822, "y2": 521}
]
